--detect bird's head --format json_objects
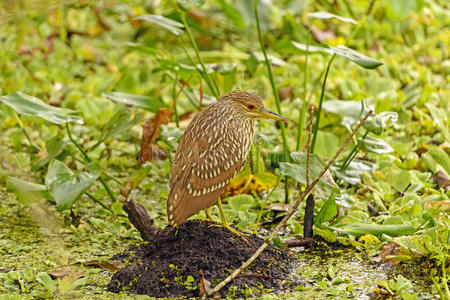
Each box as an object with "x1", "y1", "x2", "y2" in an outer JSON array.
[{"x1": 220, "y1": 90, "x2": 288, "y2": 122}]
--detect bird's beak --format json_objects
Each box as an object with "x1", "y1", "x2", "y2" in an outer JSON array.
[{"x1": 259, "y1": 108, "x2": 288, "y2": 122}]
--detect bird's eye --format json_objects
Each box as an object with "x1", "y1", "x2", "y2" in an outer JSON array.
[{"x1": 248, "y1": 104, "x2": 255, "y2": 109}]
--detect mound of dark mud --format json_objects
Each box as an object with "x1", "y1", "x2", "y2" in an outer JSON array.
[{"x1": 107, "y1": 220, "x2": 299, "y2": 298}]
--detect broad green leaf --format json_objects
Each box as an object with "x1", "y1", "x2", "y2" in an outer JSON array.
[
  {"x1": 7, "y1": 177, "x2": 49, "y2": 205},
  {"x1": 0, "y1": 92, "x2": 83, "y2": 124},
  {"x1": 45, "y1": 160, "x2": 102, "y2": 211},
  {"x1": 291, "y1": 41, "x2": 331, "y2": 54},
  {"x1": 280, "y1": 152, "x2": 338, "y2": 191},
  {"x1": 329, "y1": 45, "x2": 383, "y2": 69},
  {"x1": 385, "y1": 168, "x2": 411, "y2": 192},
  {"x1": 358, "y1": 135, "x2": 393, "y2": 154},
  {"x1": 322, "y1": 99, "x2": 366, "y2": 121},
  {"x1": 314, "y1": 131, "x2": 339, "y2": 159},
  {"x1": 36, "y1": 272, "x2": 57, "y2": 294},
  {"x1": 330, "y1": 223, "x2": 416, "y2": 237},
  {"x1": 291, "y1": 42, "x2": 383, "y2": 69},
  {"x1": 102, "y1": 92, "x2": 165, "y2": 113},
  {"x1": 333, "y1": 159, "x2": 376, "y2": 185},
  {"x1": 99, "y1": 108, "x2": 143, "y2": 142},
  {"x1": 307, "y1": 12, "x2": 358, "y2": 24},
  {"x1": 364, "y1": 112, "x2": 398, "y2": 135},
  {"x1": 135, "y1": 14, "x2": 184, "y2": 36},
  {"x1": 315, "y1": 194, "x2": 337, "y2": 226},
  {"x1": 227, "y1": 194, "x2": 255, "y2": 212}
]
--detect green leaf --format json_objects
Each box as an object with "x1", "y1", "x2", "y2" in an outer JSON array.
[
  {"x1": 328, "y1": 45, "x2": 383, "y2": 69},
  {"x1": 307, "y1": 12, "x2": 358, "y2": 24},
  {"x1": 102, "y1": 92, "x2": 165, "y2": 113},
  {"x1": 322, "y1": 99, "x2": 366, "y2": 121},
  {"x1": 333, "y1": 159, "x2": 376, "y2": 185},
  {"x1": 385, "y1": 168, "x2": 411, "y2": 192},
  {"x1": 36, "y1": 272, "x2": 57, "y2": 294},
  {"x1": 330, "y1": 223, "x2": 416, "y2": 237},
  {"x1": 315, "y1": 194, "x2": 337, "y2": 226},
  {"x1": 358, "y1": 135, "x2": 393, "y2": 154},
  {"x1": 99, "y1": 108, "x2": 143, "y2": 143},
  {"x1": 291, "y1": 43, "x2": 383, "y2": 69},
  {"x1": 364, "y1": 112, "x2": 398, "y2": 135},
  {"x1": 280, "y1": 152, "x2": 336, "y2": 189},
  {"x1": 0, "y1": 92, "x2": 83, "y2": 124},
  {"x1": 7, "y1": 177, "x2": 49, "y2": 205},
  {"x1": 45, "y1": 160, "x2": 102, "y2": 211},
  {"x1": 227, "y1": 194, "x2": 255, "y2": 212},
  {"x1": 291, "y1": 41, "x2": 332, "y2": 54},
  {"x1": 135, "y1": 14, "x2": 184, "y2": 36}
]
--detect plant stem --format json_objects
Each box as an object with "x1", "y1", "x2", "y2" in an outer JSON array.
[
  {"x1": 340, "y1": 130, "x2": 368, "y2": 170},
  {"x1": 310, "y1": 53, "x2": 336, "y2": 153},
  {"x1": 86, "y1": 192, "x2": 113, "y2": 213},
  {"x1": 296, "y1": 32, "x2": 311, "y2": 151},
  {"x1": 177, "y1": 5, "x2": 220, "y2": 99},
  {"x1": 12, "y1": 111, "x2": 39, "y2": 150},
  {"x1": 172, "y1": 72, "x2": 180, "y2": 127},
  {"x1": 205, "y1": 110, "x2": 373, "y2": 298},
  {"x1": 254, "y1": 0, "x2": 290, "y2": 202},
  {"x1": 66, "y1": 124, "x2": 117, "y2": 203},
  {"x1": 254, "y1": 0, "x2": 288, "y2": 154}
]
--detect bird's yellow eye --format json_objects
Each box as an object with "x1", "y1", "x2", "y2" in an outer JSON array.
[{"x1": 248, "y1": 104, "x2": 255, "y2": 109}]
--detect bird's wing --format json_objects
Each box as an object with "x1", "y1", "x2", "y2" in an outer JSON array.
[{"x1": 167, "y1": 109, "x2": 247, "y2": 225}]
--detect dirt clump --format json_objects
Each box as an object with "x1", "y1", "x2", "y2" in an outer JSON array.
[{"x1": 107, "y1": 220, "x2": 299, "y2": 298}]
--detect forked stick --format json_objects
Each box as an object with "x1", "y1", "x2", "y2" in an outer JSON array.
[{"x1": 204, "y1": 110, "x2": 373, "y2": 298}]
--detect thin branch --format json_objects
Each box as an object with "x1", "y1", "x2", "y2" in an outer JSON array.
[{"x1": 206, "y1": 110, "x2": 373, "y2": 297}]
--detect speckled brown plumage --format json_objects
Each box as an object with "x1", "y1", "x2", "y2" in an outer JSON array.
[{"x1": 167, "y1": 90, "x2": 286, "y2": 226}]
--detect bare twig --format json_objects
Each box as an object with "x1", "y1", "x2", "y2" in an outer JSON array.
[
  {"x1": 284, "y1": 237, "x2": 315, "y2": 248},
  {"x1": 205, "y1": 110, "x2": 373, "y2": 297}
]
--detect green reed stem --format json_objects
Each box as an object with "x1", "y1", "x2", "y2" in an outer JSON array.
[
  {"x1": 310, "y1": 54, "x2": 336, "y2": 154},
  {"x1": 296, "y1": 33, "x2": 311, "y2": 151},
  {"x1": 66, "y1": 124, "x2": 117, "y2": 203},
  {"x1": 177, "y1": 5, "x2": 220, "y2": 99}
]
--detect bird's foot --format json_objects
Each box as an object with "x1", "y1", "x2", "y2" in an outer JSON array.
[{"x1": 210, "y1": 222, "x2": 250, "y2": 244}]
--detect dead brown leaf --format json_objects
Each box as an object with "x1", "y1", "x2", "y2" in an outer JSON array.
[
  {"x1": 138, "y1": 108, "x2": 173, "y2": 164},
  {"x1": 431, "y1": 170, "x2": 450, "y2": 191},
  {"x1": 198, "y1": 270, "x2": 220, "y2": 300},
  {"x1": 375, "y1": 241, "x2": 403, "y2": 265},
  {"x1": 50, "y1": 269, "x2": 84, "y2": 280},
  {"x1": 425, "y1": 201, "x2": 450, "y2": 211},
  {"x1": 85, "y1": 260, "x2": 123, "y2": 272}
]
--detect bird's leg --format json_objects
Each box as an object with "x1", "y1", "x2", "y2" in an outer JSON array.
[
  {"x1": 214, "y1": 198, "x2": 249, "y2": 244},
  {"x1": 204, "y1": 208, "x2": 213, "y2": 221}
]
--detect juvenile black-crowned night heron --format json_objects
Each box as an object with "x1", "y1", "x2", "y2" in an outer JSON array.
[{"x1": 167, "y1": 90, "x2": 287, "y2": 233}]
